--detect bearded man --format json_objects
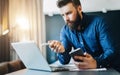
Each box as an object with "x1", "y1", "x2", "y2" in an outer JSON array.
[{"x1": 48, "y1": 0, "x2": 120, "y2": 72}]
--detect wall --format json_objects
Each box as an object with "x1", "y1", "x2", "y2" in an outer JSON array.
[
  {"x1": 45, "y1": 10, "x2": 120, "y2": 64},
  {"x1": 45, "y1": 15, "x2": 65, "y2": 64},
  {"x1": 43, "y1": 0, "x2": 120, "y2": 15}
]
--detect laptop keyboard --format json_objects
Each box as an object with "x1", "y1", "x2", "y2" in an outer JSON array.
[{"x1": 51, "y1": 66, "x2": 69, "y2": 72}]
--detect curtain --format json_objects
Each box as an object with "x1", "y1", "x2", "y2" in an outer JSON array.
[
  {"x1": 0, "y1": 0, "x2": 9, "y2": 36},
  {"x1": 0, "y1": 0, "x2": 10, "y2": 62},
  {"x1": 9, "y1": 0, "x2": 46, "y2": 60}
]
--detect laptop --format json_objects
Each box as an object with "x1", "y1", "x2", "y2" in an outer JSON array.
[{"x1": 11, "y1": 41, "x2": 70, "y2": 72}]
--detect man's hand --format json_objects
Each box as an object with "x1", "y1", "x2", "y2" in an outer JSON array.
[
  {"x1": 48, "y1": 40, "x2": 65, "y2": 53},
  {"x1": 74, "y1": 53, "x2": 97, "y2": 69}
]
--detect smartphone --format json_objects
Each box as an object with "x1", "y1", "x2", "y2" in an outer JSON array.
[{"x1": 69, "y1": 48, "x2": 84, "y2": 62}]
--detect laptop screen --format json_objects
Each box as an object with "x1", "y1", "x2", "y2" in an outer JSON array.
[{"x1": 11, "y1": 41, "x2": 52, "y2": 71}]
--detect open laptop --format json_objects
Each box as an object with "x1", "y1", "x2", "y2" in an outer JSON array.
[{"x1": 11, "y1": 41, "x2": 70, "y2": 72}]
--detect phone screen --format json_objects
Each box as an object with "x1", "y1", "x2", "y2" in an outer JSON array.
[{"x1": 69, "y1": 48, "x2": 84, "y2": 62}]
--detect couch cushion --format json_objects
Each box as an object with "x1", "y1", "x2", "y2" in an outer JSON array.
[
  {"x1": 0, "y1": 62, "x2": 9, "y2": 75},
  {"x1": 8, "y1": 60, "x2": 25, "y2": 73}
]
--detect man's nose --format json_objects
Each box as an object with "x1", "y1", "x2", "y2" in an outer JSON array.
[{"x1": 64, "y1": 15, "x2": 69, "y2": 21}]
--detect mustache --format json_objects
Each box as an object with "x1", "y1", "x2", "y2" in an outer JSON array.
[{"x1": 66, "y1": 20, "x2": 74, "y2": 24}]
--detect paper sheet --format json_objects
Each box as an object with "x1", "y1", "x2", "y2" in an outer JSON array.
[{"x1": 50, "y1": 61, "x2": 107, "y2": 71}]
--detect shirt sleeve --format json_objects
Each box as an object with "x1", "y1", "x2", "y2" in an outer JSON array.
[
  {"x1": 57, "y1": 26, "x2": 72, "y2": 65},
  {"x1": 95, "y1": 18, "x2": 115, "y2": 68}
]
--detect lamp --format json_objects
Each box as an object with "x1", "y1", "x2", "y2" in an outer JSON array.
[
  {"x1": 2, "y1": 29, "x2": 9, "y2": 35},
  {"x1": 14, "y1": 16, "x2": 30, "y2": 42}
]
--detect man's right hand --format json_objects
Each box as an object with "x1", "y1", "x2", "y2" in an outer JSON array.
[{"x1": 48, "y1": 40, "x2": 65, "y2": 53}]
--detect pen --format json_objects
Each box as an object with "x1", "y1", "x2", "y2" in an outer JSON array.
[{"x1": 41, "y1": 43, "x2": 50, "y2": 46}]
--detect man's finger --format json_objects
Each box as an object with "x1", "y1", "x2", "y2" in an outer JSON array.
[
  {"x1": 74, "y1": 56, "x2": 84, "y2": 61},
  {"x1": 74, "y1": 62, "x2": 87, "y2": 69},
  {"x1": 84, "y1": 53, "x2": 91, "y2": 58}
]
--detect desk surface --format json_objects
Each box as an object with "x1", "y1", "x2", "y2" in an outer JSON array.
[{"x1": 5, "y1": 69, "x2": 120, "y2": 75}]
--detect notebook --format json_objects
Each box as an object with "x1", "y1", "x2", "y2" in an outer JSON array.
[{"x1": 11, "y1": 41, "x2": 70, "y2": 72}]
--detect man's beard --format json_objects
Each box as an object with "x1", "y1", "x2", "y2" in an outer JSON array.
[{"x1": 67, "y1": 11, "x2": 82, "y2": 30}]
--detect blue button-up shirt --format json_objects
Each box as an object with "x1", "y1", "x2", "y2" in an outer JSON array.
[{"x1": 58, "y1": 13, "x2": 116, "y2": 68}]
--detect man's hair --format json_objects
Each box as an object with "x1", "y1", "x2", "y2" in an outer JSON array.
[{"x1": 57, "y1": 0, "x2": 81, "y2": 8}]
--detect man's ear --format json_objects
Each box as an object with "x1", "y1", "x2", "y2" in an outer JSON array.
[{"x1": 77, "y1": 5, "x2": 82, "y2": 12}]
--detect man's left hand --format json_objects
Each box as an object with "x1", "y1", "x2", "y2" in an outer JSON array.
[{"x1": 74, "y1": 53, "x2": 97, "y2": 69}]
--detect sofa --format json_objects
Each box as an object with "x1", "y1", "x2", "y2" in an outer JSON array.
[{"x1": 0, "y1": 60, "x2": 25, "y2": 75}]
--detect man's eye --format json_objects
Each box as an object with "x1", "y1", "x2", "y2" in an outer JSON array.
[{"x1": 66, "y1": 12, "x2": 71, "y2": 15}]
